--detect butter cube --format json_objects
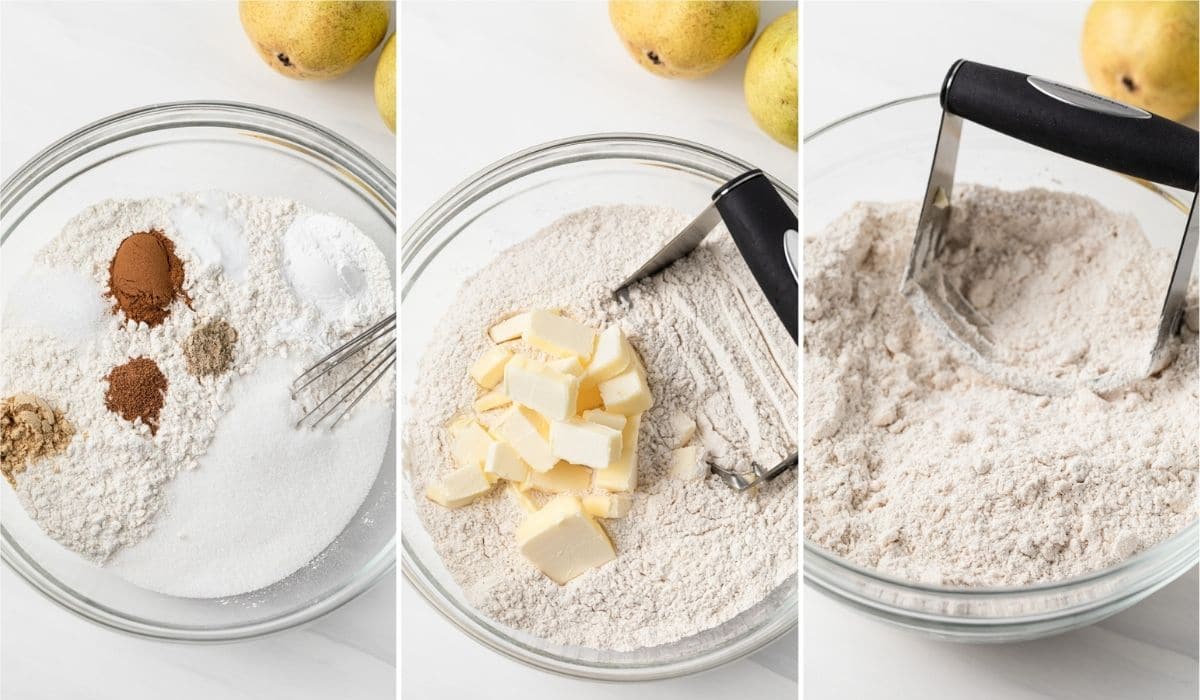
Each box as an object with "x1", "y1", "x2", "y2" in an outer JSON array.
[
  {"x1": 594, "y1": 413, "x2": 640, "y2": 492},
  {"x1": 582, "y1": 409, "x2": 626, "y2": 431},
  {"x1": 577, "y1": 380, "x2": 603, "y2": 412},
  {"x1": 469, "y1": 345, "x2": 513, "y2": 389},
  {"x1": 493, "y1": 406, "x2": 558, "y2": 472},
  {"x1": 503, "y1": 354, "x2": 579, "y2": 421},
  {"x1": 524, "y1": 310, "x2": 596, "y2": 360},
  {"x1": 670, "y1": 445, "x2": 707, "y2": 481},
  {"x1": 507, "y1": 482, "x2": 538, "y2": 513},
  {"x1": 451, "y1": 420, "x2": 494, "y2": 468},
  {"x1": 670, "y1": 411, "x2": 697, "y2": 447},
  {"x1": 516, "y1": 494, "x2": 616, "y2": 584},
  {"x1": 523, "y1": 461, "x2": 592, "y2": 493},
  {"x1": 583, "y1": 493, "x2": 632, "y2": 519},
  {"x1": 485, "y1": 441, "x2": 529, "y2": 482},
  {"x1": 548, "y1": 356, "x2": 585, "y2": 376},
  {"x1": 473, "y1": 390, "x2": 511, "y2": 413},
  {"x1": 489, "y1": 312, "x2": 530, "y2": 343},
  {"x1": 585, "y1": 326, "x2": 631, "y2": 382},
  {"x1": 426, "y1": 465, "x2": 492, "y2": 509},
  {"x1": 598, "y1": 365, "x2": 653, "y2": 415},
  {"x1": 550, "y1": 419, "x2": 621, "y2": 470}
]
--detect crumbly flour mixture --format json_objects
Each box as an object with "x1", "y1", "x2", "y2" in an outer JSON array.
[
  {"x1": 805, "y1": 186, "x2": 1198, "y2": 586},
  {"x1": 406, "y1": 205, "x2": 798, "y2": 651},
  {"x1": 1, "y1": 193, "x2": 392, "y2": 569}
]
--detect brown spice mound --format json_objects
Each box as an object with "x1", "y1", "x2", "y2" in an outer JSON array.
[
  {"x1": 107, "y1": 229, "x2": 189, "y2": 326},
  {"x1": 183, "y1": 319, "x2": 238, "y2": 378},
  {"x1": 105, "y1": 357, "x2": 168, "y2": 434},
  {"x1": 1, "y1": 394, "x2": 74, "y2": 486}
]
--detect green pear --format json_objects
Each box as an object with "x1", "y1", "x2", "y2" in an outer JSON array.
[
  {"x1": 744, "y1": 10, "x2": 797, "y2": 149},
  {"x1": 239, "y1": 1, "x2": 389, "y2": 80},
  {"x1": 375, "y1": 34, "x2": 396, "y2": 132},
  {"x1": 1082, "y1": 1, "x2": 1198, "y2": 120},
  {"x1": 609, "y1": 1, "x2": 759, "y2": 79}
]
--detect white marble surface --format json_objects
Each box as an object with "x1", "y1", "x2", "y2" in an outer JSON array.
[
  {"x1": 804, "y1": 2, "x2": 1198, "y2": 698},
  {"x1": 1, "y1": 3, "x2": 395, "y2": 699},
  {"x1": 400, "y1": 2, "x2": 797, "y2": 698}
]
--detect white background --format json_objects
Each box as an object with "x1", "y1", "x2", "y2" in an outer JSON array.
[
  {"x1": 805, "y1": 2, "x2": 1198, "y2": 699},
  {"x1": 0, "y1": 3, "x2": 396, "y2": 699},
  {"x1": 401, "y1": 1, "x2": 798, "y2": 699}
]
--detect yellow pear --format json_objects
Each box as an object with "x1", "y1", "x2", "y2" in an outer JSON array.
[
  {"x1": 239, "y1": 1, "x2": 389, "y2": 80},
  {"x1": 1082, "y1": 1, "x2": 1198, "y2": 120},
  {"x1": 375, "y1": 34, "x2": 396, "y2": 132},
  {"x1": 744, "y1": 10, "x2": 797, "y2": 149},
  {"x1": 609, "y1": 1, "x2": 759, "y2": 79}
]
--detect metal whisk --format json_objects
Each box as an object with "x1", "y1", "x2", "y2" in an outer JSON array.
[{"x1": 292, "y1": 313, "x2": 396, "y2": 429}]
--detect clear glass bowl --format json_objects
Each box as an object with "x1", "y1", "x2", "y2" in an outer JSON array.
[
  {"x1": 1, "y1": 102, "x2": 396, "y2": 641},
  {"x1": 803, "y1": 94, "x2": 1199, "y2": 642},
  {"x1": 401, "y1": 134, "x2": 798, "y2": 679}
]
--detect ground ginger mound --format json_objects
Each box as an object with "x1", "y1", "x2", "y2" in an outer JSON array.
[{"x1": 0, "y1": 394, "x2": 74, "y2": 486}]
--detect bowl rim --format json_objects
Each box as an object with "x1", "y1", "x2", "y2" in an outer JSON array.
[
  {"x1": 401, "y1": 131, "x2": 798, "y2": 680},
  {"x1": 801, "y1": 93, "x2": 1199, "y2": 624},
  {"x1": 1, "y1": 100, "x2": 397, "y2": 643}
]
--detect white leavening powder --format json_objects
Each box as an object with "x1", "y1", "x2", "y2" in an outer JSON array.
[
  {"x1": 405, "y1": 205, "x2": 798, "y2": 651},
  {"x1": 805, "y1": 186, "x2": 1198, "y2": 586}
]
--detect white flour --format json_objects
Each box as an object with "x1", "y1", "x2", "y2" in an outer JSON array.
[
  {"x1": 1, "y1": 193, "x2": 393, "y2": 596},
  {"x1": 405, "y1": 205, "x2": 798, "y2": 651},
  {"x1": 805, "y1": 186, "x2": 1198, "y2": 586}
]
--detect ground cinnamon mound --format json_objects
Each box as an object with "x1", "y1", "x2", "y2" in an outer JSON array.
[
  {"x1": 105, "y1": 357, "x2": 168, "y2": 434},
  {"x1": 107, "y1": 229, "x2": 189, "y2": 326}
]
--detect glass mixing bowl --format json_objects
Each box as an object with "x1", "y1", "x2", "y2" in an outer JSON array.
[
  {"x1": 401, "y1": 134, "x2": 798, "y2": 680},
  {"x1": 1, "y1": 102, "x2": 396, "y2": 641},
  {"x1": 803, "y1": 94, "x2": 1199, "y2": 642}
]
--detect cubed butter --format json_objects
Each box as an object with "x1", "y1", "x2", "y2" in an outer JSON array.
[
  {"x1": 577, "y1": 380, "x2": 603, "y2": 412},
  {"x1": 516, "y1": 494, "x2": 616, "y2": 584},
  {"x1": 547, "y1": 356, "x2": 585, "y2": 376},
  {"x1": 503, "y1": 354, "x2": 579, "y2": 421},
  {"x1": 582, "y1": 409, "x2": 626, "y2": 431},
  {"x1": 594, "y1": 413, "x2": 640, "y2": 492},
  {"x1": 550, "y1": 419, "x2": 621, "y2": 470},
  {"x1": 489, "y1": 312, "x2": 530, "y2": 343},
  {"x1": 670, "y1": 411, "x2": 697, "y2": 447},
  {"x1": 473, "y1": 390, "x2": 511, "y2": 413},
  {"x1": 524, "y1": 310, "x2": 596, "y2": 360},
  {"x1": 582, "y1": 493, "x2": 632, "y2": 519},
  {"x1": 485, "y1": 441, "x2": 529, "y2": 482},
  {"x1": 585, "y1": 326, "x2": 631, "y2": 382},
  {"x1": 598, "y1": 365, "x2": 653, "y2": 415},
  {"x1": 492, "y1": 406, "x2": 558, "y2": 472},
  {"x1": 451, "y1": 420, "x2": 494, "y2": 468},
  {"x1": 523, "y1": 461, "x2": 592, "y2": 493},
  {"x1": 670, "y1": 445, "x2": 707, "y2": 481},
  {"x1": 469, "y1": 345, "x2": 513, "y2": 389},
  {"x1": 425, "y1": 464, "x2": 492, "y2": 509},
  {"x1": 507, "y1": 482, "x2": 538, "y2": 513}
]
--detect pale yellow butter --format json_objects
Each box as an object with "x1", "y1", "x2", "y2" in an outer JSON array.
[
  {"x1": 582, "y1": 409, "x2": 626, "y2": 431},
  {"x1": 670, "y1": 411, "x2": 697, "y2": 447},
  {"x1": 598, "y1": 365, "x2": 653, "y2": 414},
  {"x1": 492, "y1": 406, "x2": 558, "y2": 472},
  {"x1": 503, "y1": 354, "x2": 579, "y2": 421},
  {"x1": 451, "y1": 419, "x2": 494, "y2": 468},
  {"x1": 516, "y1": 494, "x2": 616, "y2": 584},
  {"x1": 524, "y1": 310, "x2": 597, "y2": 360},
  {"x1": 582, "y1": 493, "x2": 632, "y2": 519},
  {"x1": 506, "y1": 482, "x2": 538, "y2": 513},
  {"x1": 473, "y1": 390, "x2": 511, "y2": 413},
  {"x1": 585, "y1": 326, "x2": 631, "y2": 382},
  {"x1": 426, "y1": 464, "x2": 492, "y2": 509},
  {"x1": 488, "y1": 312, "x2": 530, "y2": 343},
  {"x1": 469, "y1": 345, "x2": 513, "y2": 389},
  {"x1": 549, "y1": 418, "x2": 621, "y2": 470},
  {"x1": 594, "y1": 413, "x2": 640, "y2": 492},
  {"x1": 485, "y1": 441, "x2": 529, "y2": 482},
  {"x1": 577, "y1": 380, "x2": 604, "y2": 412},
  {"x1": 547, "y1": 356, "x2": 585, "y2": 376},
  {"x1": 523, "y1": 461, "x2": 592, "y2": 493},
  {"x1": 670, "y1": 445, "x2": 707, "y2": 481}
]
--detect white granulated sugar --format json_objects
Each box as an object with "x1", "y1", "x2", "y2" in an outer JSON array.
[
  {"x1": 108, "y1": 359, "x2": 391, "y2": 598},
  {"x1": 804, "y1": 185, "x2": 1198, "y2": 586},
  {"x1": 2, "y1": 266, "x2": 107, "y2": 343},
  {"x1": 170, "y1": 190, "x2": 250, "y2": 284},
  {"x1": 1, "y1": 193, "x2": 392, "y2": 597},
  {"x1": 405, "y1": 205, "x2": 797, "y2": 651}
]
